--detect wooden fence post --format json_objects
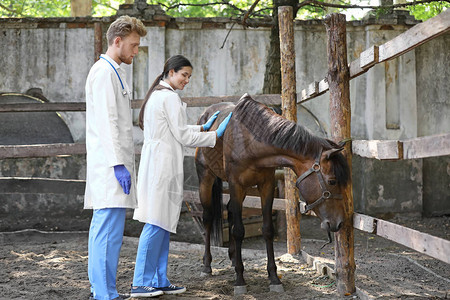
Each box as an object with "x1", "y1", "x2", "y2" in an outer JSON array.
[
  {"x1": 324, "y1": 13, "x2": 356, "y2": 295},
  {"x1": 278, "y1": 6, "x2": 301, "y2": 255},
  {"x1": 94, "y1": 22, "x2": 102, "y2": 62}
]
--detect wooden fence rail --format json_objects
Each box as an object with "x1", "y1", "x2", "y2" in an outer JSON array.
[
  {"x1": 352, "y1": 133, "x2": 450, "y2": 160},
  {"x1": 3, "y1": 132, "x2": 449, "y2": 160},
  {"x1": 354, "y1": 213, "x2": 450, "y2": 264},
  {"x1": 0, "y1": 94, "x2": 282, "y2": 113}
]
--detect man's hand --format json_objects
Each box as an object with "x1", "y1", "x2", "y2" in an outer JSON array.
[{"x1": 113, "y1": 165, "x2": 131, "y2": 194}]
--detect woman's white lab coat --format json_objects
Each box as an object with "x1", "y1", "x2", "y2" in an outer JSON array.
[
  {"x1": 84, "y1": 54, "x2": 137, "y2": 209},
  {"x1": 133, "y1": 81, "x2": 216, "y2": 233}
]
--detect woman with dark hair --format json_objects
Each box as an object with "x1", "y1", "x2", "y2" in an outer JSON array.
[{"x1": 130, "y1": 55, "x2": 232, "y2": 298}]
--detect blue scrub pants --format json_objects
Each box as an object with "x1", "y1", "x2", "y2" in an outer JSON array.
[
  {"x1": 88, "y1": 208, "x2": 126, "y2": 300},
  {"x1": 132, "y1": 224, "x2": 171, "y2": 288}
]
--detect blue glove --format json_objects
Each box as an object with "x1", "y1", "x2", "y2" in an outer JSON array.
[
  {"x1": 216, "y1": 112, "x2": 232, "y2": 138},
  {"x1": 202, "y1": 111, "x2": 220, "y2": 131},
  {"x1": 114, "y1": 165, "x2": 131, "y2": 195}
]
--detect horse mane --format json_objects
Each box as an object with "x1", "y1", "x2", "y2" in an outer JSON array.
[{"x1": 233, "y1": 95, "x2": 350, "y2": 186}]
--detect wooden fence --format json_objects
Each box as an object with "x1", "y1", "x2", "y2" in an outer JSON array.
[
  {"x1": 1, "y1": 8, "x2": 449, "y2": 298},
  {"x1": 292, "y1": 8, "x2": 450, "y2": 296}
]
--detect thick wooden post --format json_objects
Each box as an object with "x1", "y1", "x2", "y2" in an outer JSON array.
[
  {"x1": 94, "y1": 23, "x2": 102, "y2": 62},
  {"x1": 278, "y1": 6, "x2": 301, "y2": 255},
  {"x1": 324, "y1": 13, "x2": 356, "y2": 296}
]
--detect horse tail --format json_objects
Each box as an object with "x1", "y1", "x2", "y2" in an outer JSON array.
[{"x1": 211, "y1": 177, "x2": 223, "y2": 246}]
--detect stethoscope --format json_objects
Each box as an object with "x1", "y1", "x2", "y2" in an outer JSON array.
[{"x1": 100, "y1": 56, "x2": 128, "y2": 96}]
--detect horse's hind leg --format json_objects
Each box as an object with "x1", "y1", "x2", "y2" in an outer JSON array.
[{"x1": 258, "y1": 172, "x2": 283, "y2": 291}]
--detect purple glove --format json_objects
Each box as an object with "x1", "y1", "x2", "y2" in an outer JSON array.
[{"x1": 114, "y1": 164, "x2": 131, "y2": 195}]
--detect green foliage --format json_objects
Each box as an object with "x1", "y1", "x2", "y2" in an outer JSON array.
[
  {"x1": 297, "y1": 0, "x2": 350, "y2": 20},
  {"x1": 0, "y1": 0, "x2": 121, "y2": 18},
  {"x1": 150, "y1": 0, "x2": 272, "y2": 18},
  {"x1": 0, "y1": 0, "x2": 71, "y2": 17},
  {"x1": 0, "y1": 0, "x2": 447, "y2": 20},
  {"x1": 407, "y1": 2, "x2": 449, "y2": 20}
]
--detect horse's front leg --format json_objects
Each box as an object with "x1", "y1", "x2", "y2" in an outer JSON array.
[
  {"x1": 258, "y1": 174, "x2": 284, "y2": 292},
  {"x1": 228, "y1": 181, "x2": 247, "y2": 295}
]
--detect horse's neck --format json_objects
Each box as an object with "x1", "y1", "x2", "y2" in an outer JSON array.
[{"x1": 244, "y1": 141, "x2": 314, "y2": 177}]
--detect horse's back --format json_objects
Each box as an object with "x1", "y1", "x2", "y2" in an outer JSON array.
[{"x1": 198, "y1": 102, "x2": 235, "y2": 126}]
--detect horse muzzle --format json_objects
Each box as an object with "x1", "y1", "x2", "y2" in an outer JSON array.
[{"x1": 320, "y1": 219, "x2": 343, "y2": 232}]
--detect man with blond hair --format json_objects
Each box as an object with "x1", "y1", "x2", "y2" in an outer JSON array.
[{"x1": 84, "y1": 15, "x2": 147, "y2": 300}]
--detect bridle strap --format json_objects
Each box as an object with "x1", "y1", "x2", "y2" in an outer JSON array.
[{"x1": 296, "y1": 148, "x2": 343, "y2": 213}]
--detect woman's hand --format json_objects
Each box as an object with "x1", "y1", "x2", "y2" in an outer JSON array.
[
  {"x1": 202, "y1": 111, "x2": 220, "y2": 131},
  {"x1": 216, "y1": 112, "x2": 232, "y2": 138}
]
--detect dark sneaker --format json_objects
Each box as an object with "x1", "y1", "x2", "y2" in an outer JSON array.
[
  {"x1": 157, "y1": 284, "x2": 186, "y2": 295},
  {"x1": 130, "y1": 286, "x2": 163, "y2": 298}
]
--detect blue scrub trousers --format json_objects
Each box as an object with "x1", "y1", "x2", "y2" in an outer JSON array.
[
  {"x1": 133, "y1": 223, "x2": 171, "y2": 288},
  {"x1": 88, "y1": 208, "x2": 126, "y2": 300}
]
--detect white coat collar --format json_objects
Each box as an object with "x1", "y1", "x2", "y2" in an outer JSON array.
[
  {"x1": 100, "y1": 54, "x2": 121, "y2": 70},
  {"x1": 159, "y1": 80, "x2": 175, "y2": 92},
  {"x1": 159, "y1": 80, "x2": 186, "y2": 108}
]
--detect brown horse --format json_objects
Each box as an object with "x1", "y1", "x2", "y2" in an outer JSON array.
[{"x1": 195, "y1": 94, "x2": 350, "y2": 294}]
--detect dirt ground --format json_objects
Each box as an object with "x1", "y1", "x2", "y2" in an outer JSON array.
[{"x1": 0, "y1": 214, "x2": 449, "y2": 300}]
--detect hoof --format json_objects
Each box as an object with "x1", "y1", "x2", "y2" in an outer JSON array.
[
  {"x1": 269, "y1": 284, "x2": 284, "y2": 293},
  {"x1": 201, "y1": 266, "x2": 212, "y2": 276},
  {"x1": 234, "y1": 285, "x2": 247, "y2": 295},
  {"x1": 200, "y1": 271, "x2": 212, "y2": 277}
]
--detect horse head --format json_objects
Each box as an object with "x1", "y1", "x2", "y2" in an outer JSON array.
[{"x1": 295, "y1": 144, "x2": 350, "y2": 234}]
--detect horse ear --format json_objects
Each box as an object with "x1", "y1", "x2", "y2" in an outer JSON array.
[
  {"x1": 323, "y1": 148, "x2": 344, "y2": 160},
  {"x1": 240, "y1": 93, "x2": 250, "y2": 101},
  {"x1": 337, "y1": 138, "x2": 352, "y2": 148}
]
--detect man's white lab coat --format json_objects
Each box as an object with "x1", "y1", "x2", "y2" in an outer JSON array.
[{"x1": 84, "y1": 54, "x2": 137, "y2": 209}]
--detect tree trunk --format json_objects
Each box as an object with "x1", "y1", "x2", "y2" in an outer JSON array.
[
  {"x1": 262, "y1": 0, "x2": 298, "y2": 95},
  {"x1": 70, "y1": 0, "x2": 92, "y2": 17}
]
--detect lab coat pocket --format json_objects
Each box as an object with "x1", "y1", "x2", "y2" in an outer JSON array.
[{"x1": 155, "y1": 143, "x2": 184, "y2": 207}]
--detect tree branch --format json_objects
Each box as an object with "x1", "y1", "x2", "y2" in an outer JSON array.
[
  {"x1": 297, "y1": 0, "x2": 450, "y2": 10},
  {"x1": 158, "y1": 1, "x2": 244, "y2": 13},
  {"x1": 0, "y1": 1, "x2": 30, "y2": 17},
  {"x1": 243, "y1": 0, "x2": 261, "y2": 26},
  {"x1": 93, "y1": 0, "x2": 118, "y2": 11}
]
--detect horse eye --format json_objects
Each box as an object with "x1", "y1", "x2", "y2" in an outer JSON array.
[{"x1": 328, "y1": 179, "x2": 337, "y2": 186}]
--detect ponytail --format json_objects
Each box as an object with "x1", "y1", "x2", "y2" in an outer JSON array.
[{"x1": 138, "y1": 73, "x2": 164, "y2": 130}]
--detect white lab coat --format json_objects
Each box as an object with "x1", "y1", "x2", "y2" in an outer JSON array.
[
  {"x1": 84, "y1": 54, "x2": 137, "y2": 209},
  {"x1": 133, "y1": 81, "x2": 216, "y2": 233}
]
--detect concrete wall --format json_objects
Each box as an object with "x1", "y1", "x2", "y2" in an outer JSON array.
[{"x1": 0, "y1": 10, "x2": 448, "y2": 219}]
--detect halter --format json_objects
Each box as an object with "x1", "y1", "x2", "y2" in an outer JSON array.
[{"x1": 296, "y1": 148, "x2": 343, "y2": 214}]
